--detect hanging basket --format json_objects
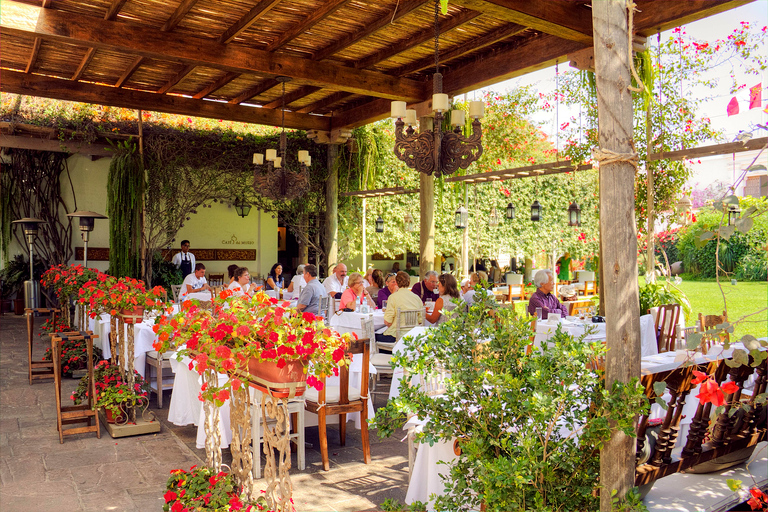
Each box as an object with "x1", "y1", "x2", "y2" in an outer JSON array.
[
  {"x1": 246, "y1": 358, "x2": 307, "y2": 398},
  {"x1": 119, "y1": 307, "x2": 145, "y2": 324}
]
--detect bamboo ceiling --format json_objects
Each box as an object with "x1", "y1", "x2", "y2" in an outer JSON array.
[{"x1": 0, "y1": 0, "x2": 752, "y2": 132}]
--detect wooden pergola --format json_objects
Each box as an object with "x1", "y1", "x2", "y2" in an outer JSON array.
[{"x1": 0, "y1": 1, "x2": 754, "y2": 509}]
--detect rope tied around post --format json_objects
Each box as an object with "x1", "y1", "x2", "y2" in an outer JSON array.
[{"x1": 592, "y1": 148, "x2": 640, "y2": 170}]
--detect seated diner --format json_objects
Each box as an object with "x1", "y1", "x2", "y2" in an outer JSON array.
[
  {"x1": 424, "y1": 273, "x2": 461, "y2": 324},
  {"x1": 377, "y1": 272, "x2": 398, "y2": 308},
  {"x1": 265, "y1": 263, "x2": 284, "y2": 291},
  {"x1": 179, "y1": 263, "x2": 213, "y2": 302},
  {"x1": 227, "y1": 267, "x2": 254, "y2": 297},
  {"x1": 377, "y1": 271, "x2": 423, "y2": 346},
  {"x1": 527, "y1": 269, "x2": 567, "y2": 319},
  {"x1": 339, "y1": 273, "x2": 376, "y2": 311}
]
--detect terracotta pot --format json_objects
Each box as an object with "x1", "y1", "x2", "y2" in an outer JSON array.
[
  {"x1": 120, "y1": 306, "x2": 144, "y2": 324},
  {"x1": 103, "y1": 408, "x2": 126, "y2": 424},
  {"x1": 246, "y1": 357, "x2": 307, "y2": 398}
]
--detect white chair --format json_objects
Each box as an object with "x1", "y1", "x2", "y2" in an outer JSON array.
[
  {"x1": 145, "y1": 350, "x2": 175, "y2": 408},
  {"x1": 363, "y1": 317, "x2": 393, "y2": 396},
  {"x1": 574, "y1": 271, "x2": 596, "y2": 296},
  {"x1": 395, "y1": 308, "x2": 424, "y2": 343},
  {"x1": 318, "y1": 296, "x2": 331, "y2": 319},
  {"x1": 171, "y1": 284, "x2": 182, "y2": 303},
  {"x1": 251, "y1": 393, "x2": 305, "y2": 479},
  {"x1": 676, "y1": 324, "x2": 698, "y2": 351}
]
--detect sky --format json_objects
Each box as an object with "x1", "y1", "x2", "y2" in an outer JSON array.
[{"x1": 484, "y1": 1, "x2": 768, "y2": 191}]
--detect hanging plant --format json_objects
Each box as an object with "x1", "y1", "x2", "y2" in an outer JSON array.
[{"x1": 107, "y1": 140, "x2": 145, "y2": 279}]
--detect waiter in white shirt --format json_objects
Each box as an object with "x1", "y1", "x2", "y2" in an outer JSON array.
[
  {"x1": 179, "y1": 263, "x2": 212, "y2": 302},
  {"x1": 323, "y1": 263, "x2": 348, "y2": 299},
  {"x1": 172, "y1": 240, "x2": 196, "y2": 278}
]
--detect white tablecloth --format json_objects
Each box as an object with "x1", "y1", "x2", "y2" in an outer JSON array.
[
  {"x1": 533, "y1": 314, "x2": 657, "y2": 357},
  {"x1": 328, "y1": 310, "x2": 386, "y2": 338}
]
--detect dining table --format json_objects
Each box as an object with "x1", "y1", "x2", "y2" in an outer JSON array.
[{"x1": 328, "y1": 309, "x2": 386, "y2": 339}]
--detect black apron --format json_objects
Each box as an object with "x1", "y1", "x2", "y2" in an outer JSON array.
[{"x1": 179, "y1": 253, "x2": 192, "y2": 278}]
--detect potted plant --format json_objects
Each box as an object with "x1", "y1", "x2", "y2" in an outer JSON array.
[
  {"x1": 43, "y1": 333, "x2": 103, "y2": 378},
  {"x1": 163, "y1": 465, "x2": 264, "y2": 511},
  {"x1": 77, "y1": 271, "x2": 118, "y2": 319},
  {"x1": 0, "y1": 254, "x2": 46, "y2": 314},
  {"x1": 153, "y1": 290, "x2": 352, "y2": 403},
  {"x1": 108, "y1": 276, "x2": 167, "y2": 324},
  {"x1": 41, "y1": 264, "x2": 99, "y2": 323},
  {"x1": 71, "y1": 360, "x2": 149, "y2": 423}
]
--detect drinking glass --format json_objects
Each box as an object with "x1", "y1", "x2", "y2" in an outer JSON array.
[{"x1": 382, "y1": 300, "x2": 388, "y2": 310}]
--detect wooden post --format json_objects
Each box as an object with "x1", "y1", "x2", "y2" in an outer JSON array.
[
  {"x1": 592, "y1": 1, "x2": 642, "y2": 509},
  {"x1": 419, "y1": 172, "x2": 435, "y2": 279},
  {"x1": 325, "y1": 144, "x2": 339, "y2": 273},
  {"x1": 298, "y1": 213, "x2": 309, "y2": 264},
  {"x1": 646, "y1": 103, "x2": 655, "y2": 279}
]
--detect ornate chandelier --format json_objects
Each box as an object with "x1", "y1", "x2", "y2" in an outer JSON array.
[
  {"x1": 252, "y1": 76, "x2": 311, "y2": 201},
  {"x1": 391, "y1": 0, "x2": 484, "y2": 178}
]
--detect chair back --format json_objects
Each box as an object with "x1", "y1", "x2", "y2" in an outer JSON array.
[
  {"x1": 360, "y1": 317, "x2": 377, "y2": 354},
  {"x1": 652, "y1": 303, "x2": 681, "y2": 352},
  {"x1": 396, "y1": 308, "x2": 424, "y2": 340},
  {"x1": 420, "y1": 366, "x2": 448, "y2": 396},
  {"x1": 207, "y1": 273, "x2": 225, "y2": 286},
  {"x1": 318, "y1": 296, "x2": 331, "y2": 319},
  {"x1": 171, "y1": 284, "x2": 182, "y2": 303},
  {"x1": 568, "y1": 300, "x2": 593, "y2": 317},
  {"x1": 211, "y1": 285, "x2": 225, "y2": 298},
  {"x1": 317, "y1": 339, "x2": 370, "y2": 406},
  {"x1": 676, "y1": 324, "x2": 698, "y2": 351},
  {"x1": 506, "y1": 273, "x2": 524, "y2": 286},
  {"x1": 698, "y1": 311, "x2": 729, "y2": 352}
]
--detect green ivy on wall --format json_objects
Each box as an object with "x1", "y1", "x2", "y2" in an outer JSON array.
[{"x1": 107, "y1": 140, "x2": 145, "y2": 278}]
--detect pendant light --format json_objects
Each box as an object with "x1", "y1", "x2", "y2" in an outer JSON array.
[
  {"x1": 530, "y1": 201, "x2": 542, "y2": 222},
  {"x1": 455, "y1": 205, "x2": 468, "y2": 229},
  {"x1": 567, "y1": 202, "x2": 581, "y2": 227},
  {"x1": 505, "y1": 202, "x2": 515, "y2": 220},
  {"x1": 375, "y1": 215, "x2": 384, "y2": 233}
]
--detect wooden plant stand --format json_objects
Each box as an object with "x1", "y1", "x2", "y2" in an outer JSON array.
[
  {"x1": 25, "y1": 307, "x2": 59, "y2": 384},
  {"x1": 50, "y1": 331, "x2": 100, "y2": 443}
]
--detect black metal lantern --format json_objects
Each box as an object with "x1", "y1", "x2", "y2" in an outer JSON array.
[
  {"x1": 567, "y1": 202, "x2": 581, "y2": 227},
  {"x1": 727, "y1": 205, "x2": 741, "y2": 226},
  {"x1": 455, "y1": 205, "x2": 468, "y2": 229},
  {"x1": 234, "y1": 198, "x2": 251, "y2": 218},
  {"x1": 375, "y1": 215, "x2": 384, "y2": 233},
  {"x1": 530, "y1": 200, "x2": 542, "y2": 222},
  {"x1": 505, "y1": 202, "x2": 515, "y2": 220}
]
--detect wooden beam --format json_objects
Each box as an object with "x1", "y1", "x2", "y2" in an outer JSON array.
[
  {"x1": 342, "y1": 187, "x2": 418, "y2": 198},
  {"x1": 392, "y1": 22, "x2": 526, "y2": 76},
  {"x1": 71, "y1": 47, "x2": 96, "y2": 81},
  {"x1": 25, "y1": 36, "x2": 41, "y2": 73},
  {"x1": 592, "y1": 1, "x2": 640, "y2": 509},
  {"x1": 261, "y1": 85, "x2": 321, "y2": 109},
  {"x1": 354, "y1": 8, "x2": 482, "y2": 70},
  {"x1": 266, "y1": 0, "x2": 348, "y2": 51},
  {"x1": 161, "y1": 0, "x2": 200, "y2": 32},
  {"x1": 104, "y1": 0, "x2": 128, "y2": 21},
  {"x1": 0, "y1": 133, "x2": 114, "y2": 157},
  {"x1": 0, "y1": 1, "x2": 424, "y2": 101},
  {"x1": 295, "y1": 91, "x2": 352, "y2": 114},
  {"x1": 228, "y1": 78, "x2": 279, "y2": 105},
  {"x1": 1, "y1": 70, "x2": 331, "y2": 131},
  {"x1": 649, "y1": 137, "x2": 768, "y2": 162},
  {"x1": 217, "y1": 0, "x2": 282, "y2": 44},
  {"x1": 192, "y1": 71, "x2": 240, "y2": 99},
  {"x1": 445, "y1": 161, "x2": 592, "y2": 182},
  {"x1": 311, "y1": 0, "x2": 429, "y2": 61},
  {"x1": 115, "y1": 55, "x2": 143, "y2": 88},
  {"x1": 156, "y1": 63, "x2": 196, "y2": 94},
  {"x1": 331, "y1": 97, "x2": 391, "y2": 130},
  {"x1": 452, "y1": 0, "x2": 593, "y2": 45}
]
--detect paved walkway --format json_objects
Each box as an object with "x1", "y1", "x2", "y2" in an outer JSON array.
[{"x1": 0, "y1": 313, "x2": 408, "y2": 511}]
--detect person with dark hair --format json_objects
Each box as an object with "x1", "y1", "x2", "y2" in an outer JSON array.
[
  {"x1": 297, "y1": 264, "x2": 325, "y2": 315},
  {"x1": 286, "y1": 264, "x2": 306, "y2": 298},
  {"x1": 377, "y1": 272, "x2": 398, "y2": 309},
  {"x1": 227, "y1": 267, "x2": 254, "y2": 297},
  {"x1": 266, "y1": 263, "x2": 284, "y2": 291},
  {"x1": 227, "y1": 264, "x2": 239, "y2": 284},
  {"x1": 378, "y1": 271, "x2": 423, "y2": 345},
  {"x1": 172, "y1": 240, "x2": 195, "y2": 278},
  {"x1": 367, "y1": 269, "x2": 384, "y2": 299},
  {"x1": 179, "y1": 262, "x2": 211, "y2": 302},
  {"x1": 425, "y1": 274, "x2": 461, "y2": 324}
]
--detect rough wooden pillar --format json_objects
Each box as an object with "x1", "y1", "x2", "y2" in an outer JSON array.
[
  {"x1": 419, "y1": 172, "x2": 435, "y2": 279},
  {"x1": 298, "y1": 213, "x2": 309, "y2": 264},
  {"x1": 592, "y1": 1, "x2": 642, "y2": 509},
  {"x1": 325, "y1": 144, "x2": 339, "y2": 272}
]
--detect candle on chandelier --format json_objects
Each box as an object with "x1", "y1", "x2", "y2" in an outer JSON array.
[
  {"x1": 253, "y1": 153, "x2": 264, "y2": 165},
  {"x1": 391, "y1": 101, "x2": 407, "y2": 119},
  {"x1": 404, "y1": 109, "x2": 418, "y2": 126},
  {"x1": 273, "y1": 157, "x2": 282, "y2": 168},
  {"x1": 304, "y1": 155, "x2": 311, "y2": 167},
  {"x1": 265, "y1": 149, "x2": 278, "y2": 161},
  {"x1": 298, "y1": 150, "x2": 309, "y2": 163},
  {"x1": 469, "y1": 101, "x2": 485, "y2": 119},
  {"x1": 432, "y1": 93, "x2": 449, "y2": 112},
  {"x1": 450, "y1": 109, "x2": 465, "y2": 127}
]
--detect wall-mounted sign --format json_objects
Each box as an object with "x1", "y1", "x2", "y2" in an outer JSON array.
[{"x1": 221, "y1": 234, "x2": 255, "y2": 245}]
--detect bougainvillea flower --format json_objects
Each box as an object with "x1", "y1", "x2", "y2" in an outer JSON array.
[
  {"x1": 721, "y1": 381, "x2": 739, "y2": 394},
  {"x1": 696, "y1": 378, "x2": 725, "y2": 407},
  {"x1": 691, "y1": 370, "x2": 708, "y2": 385}
]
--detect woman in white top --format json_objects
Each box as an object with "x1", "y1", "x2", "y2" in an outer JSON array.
[
  {"x1": 286, "y1": 264, "x2": 305, "y2": 297},
  {"x1": 462, "y1": 272, "x2": 481, "y2": 305},
  {"x1": 227, "y1": 267, "x2": 254, "y2": 297},
  {"x1": 425, "y1": 273, "x2": 461, "y2": 324}
]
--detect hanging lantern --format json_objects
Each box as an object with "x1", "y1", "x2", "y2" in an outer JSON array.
[
  {"x1": 727, "y1": 205, "x2": 741, "y2": 226},
  {"x1": 530, "y1": 200, "x2": 542, "y2": 222},
  {"x1": 234, "y1": 198, "x2": 251, "y2": 218},
  {"x1": 676, "y1": 195, "x2": 693, "y2": 225},
  {"x1": 375, "y1": 215, "x2": 384, "y2": 233},
  {"x1": 505, "y1": 202, "x2": 515, "y2": 220},
  {"x1": 404, "y1": 212, "x2": 415, "y2": 232},
  {"x1": 567, "y1": 201, "x2": 581, "y2": 227},
  {"x1": 455, "y1": 205, "x2": 468, "y2": 229},
  {"x1": 489, "y1": 207, "x2": 500, "y2": 227}
]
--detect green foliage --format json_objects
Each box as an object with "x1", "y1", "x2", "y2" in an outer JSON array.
[
  {"x1": 150, "y1": 251, "x2": 183, "y2": 293},
  {"x1": 638, "y1": 278, "x2": 692, "y2": 322},
  {"x1": 0, "y1": 254, "x2": 46, "y2": 299},
  {"x1": 735, "y1": 252, "x2": 767, "y2": 281},
  {"x1": 372, "y1": 290, "x2": 647, "y2": 511},
  {"x1": 380, "y1": 498, "x2": 427, "y2": 512},
  {"x1": 107, "y1": 140, "x2": 145, "y2": 278},
  {"x1": 611, "y1": 488, "x2": 649, "y2": 512}
]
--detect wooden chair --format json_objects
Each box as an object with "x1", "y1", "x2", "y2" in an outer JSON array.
[
  {"x1": 698, "y1": 311, "x2": 729, "y2": 353},
  {"x1": 171, "y1": 284, "x2": 182, "y2": 303},
  {"x1": 145, "y1": 350, "x2": 175, "y2": 408},
  {"x1": 651, "y1": 304, "x2": 681, "y2": 353},
  {"x1": 364, "y1": 317, "x2": 394, "y2": 396},
  {"x1": 304, "y1": 338, "x2": 371, "y2": 471},
  {"x1": 211, "y1": 285, "x2": 225, "y2": 298},
  {"x1": 207, "y1": 272, "x2": 225, "y2": 286},
  {"x1": 567, "y1": 300, "x2": 593, "y2": 317},
  {"x1": 575, "y1": 271, "x2": 597, "y2": 296},
  {"x1": 506, "y1": 274, "x2": 526, "y2": 302}
]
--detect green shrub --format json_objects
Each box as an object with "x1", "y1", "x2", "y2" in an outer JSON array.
[
  {"x1": 735, "y1": 252, "x2": 767, "y2": 281},
  {"x1": 151, "y1": 251, "x2": 183, "y2": 293},
  {"x1": 638, "y1": 279, "x2": 692, "y2": 322}
]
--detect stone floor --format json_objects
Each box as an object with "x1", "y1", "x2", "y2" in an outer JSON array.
[{"x1": 0, "y1": 313, "x2": 409, "y2": 511}]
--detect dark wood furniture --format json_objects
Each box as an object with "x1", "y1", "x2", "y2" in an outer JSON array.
[
  {"x1": 25, "y1": 307, "x2": 58, "y2": 384},
  {"x1": 652, "y1": 303, "x2": 681, "y2": 353}
]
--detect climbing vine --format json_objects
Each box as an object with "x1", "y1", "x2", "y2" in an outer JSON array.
[{"x1": 107, "y1": 140, "x2": 144, "y2": 278}]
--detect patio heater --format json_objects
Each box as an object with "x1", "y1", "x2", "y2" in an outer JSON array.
[
  {"x1": 66, "y1": 211, "x2": 108, "y2": 268},
  {"x1": 11, "y1": 217, "x2": 45, "y2": 309}
]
